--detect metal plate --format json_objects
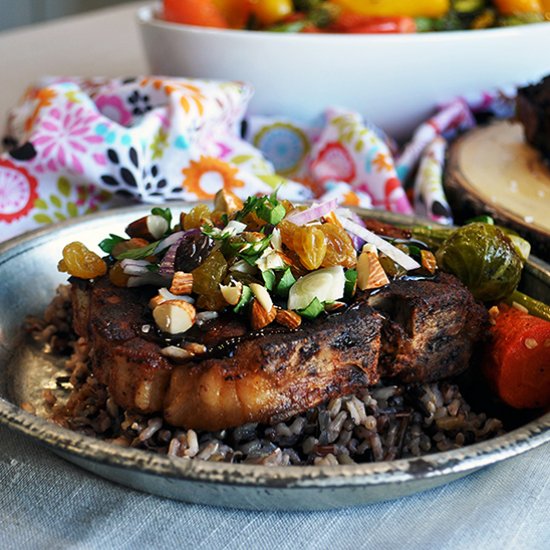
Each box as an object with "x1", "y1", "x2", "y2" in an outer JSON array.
[{"x1": 0, "y1": 204, "x2": 548, "y2": 511}]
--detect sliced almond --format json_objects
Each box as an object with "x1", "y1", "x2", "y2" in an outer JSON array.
[
  {"x1": 249, "y1": 283, "x2": 273, "y2": 313},
  {"x1": 357, "y1": 250, "x2": 389, "y2": 291},
  {"x1": 220, "y1": 281, "x2": 243, "y2": 306},
  {"x1": 161, "y1": 345, "x2": 194, "y2": 362},
  {"x1": 126, "y1": 214, "x2": 169, "y2": 241},
  {"x1": 214, "y1": 188, "x2": 244, "y2": 215},
  {"x1": 170, "y1": 271, "x2": 193, "y2": 295},
  {"x1": 153, "y1": 300, "x2": 196, "y2": 334},
  {"x1": 149, "y1": 294, "x2": 166, "y2": 310},
  {"x1": 275, "y1": 308, "x2": 302, "y2": 329},
  {"x1": 183, "y1": 342, "x2": 207, "y2": 355},
  {"x1": 251, "y1": 298, "x2": 277, "y2": 330}
]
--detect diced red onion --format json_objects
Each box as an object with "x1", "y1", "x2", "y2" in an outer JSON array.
[
  {"x1": 337, "y1": 215, "x2": 421, "y2": 271},
  {"x1": 285, "y1": 198, "x2": 339, "y2": 226},
  {"x1": 155, "y1": 231, "x2": 184, "y2": 253},
  {"x1": 121, "y1": 258, "x2": 153, "y2": 276},
  {"x1": 158, "y1": 241, "x2": 179, "y2": 278}
]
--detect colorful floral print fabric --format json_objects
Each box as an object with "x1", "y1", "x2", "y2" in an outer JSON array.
[{"x1": 0, "y1": 76, "x2": 515, "y2": 241}]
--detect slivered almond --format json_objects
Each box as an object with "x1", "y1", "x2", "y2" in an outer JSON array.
[
  {"x1": 214, "y1": 188, "x2": 244, "y2": 215},
  {"x1": 183, "y1": 342, "x2": 207, "y2": 355},
  {"x1": 220, "y1": 281, "x2": 243, "y2": 305},
  {"x1": 357, "y1": 250, "x2": 389, "y2": 290},
  {"x1": 153, "y1": 300, "x2": 196, "y2": 334},
  {"x1": 149, "y1": 294, "x2": 166, "y2": 309},
  {"x1": 275, "y1": 308, "x2": 302, "y2": 329},
  {"x1": 249, "y1": 283, "x2": 273, "y2": 312},
  {"x1": 251, "y1": 299, "x2": 277, "y2": 330},
  {"x1": 161, "y1": 345, "x2": 194, "y2": 362},
  {"x1": 170, "y1": 271, "x2": 193, "y2": 295},
  {"x1": 420, "y1": 249, "x2": 437, "y2": 274}
]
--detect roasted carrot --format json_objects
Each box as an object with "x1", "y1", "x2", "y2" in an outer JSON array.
[
  {"x1": 482, "y1": 304, "x2": 550, "y2": 409},
  {"x1": 163, "y1": 0, "x2": 229, "y2": 28}
]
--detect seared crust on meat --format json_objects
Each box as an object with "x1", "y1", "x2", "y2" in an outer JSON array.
[
  {"x1": 164, "y1": 303, "x2": 382, "y2": 430},
  {"x1": 71, "y1": 271, "x2": 487, "y2": 430},
  {"x1": 367, "y1": 273, "x2": 488, "y2": 383}
]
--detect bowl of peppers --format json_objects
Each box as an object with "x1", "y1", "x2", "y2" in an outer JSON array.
[{"x1": 137, "y1": 0, "x2": 550, "y2": 140}]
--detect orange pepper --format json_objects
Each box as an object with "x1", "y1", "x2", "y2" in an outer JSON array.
[
  {"x1": 213, "y1": 0, "x2": 253, "y2": 28},
  {"x1": 493, "y1": 0, "x2": 543, "y2": 13},
  {"x1": 332, "y1": 0, "x2": 449, "y2": 18}
]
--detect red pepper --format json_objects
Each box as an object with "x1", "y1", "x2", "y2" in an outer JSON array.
[{"x1": 332, "y1": 13, "x2": 416, "y2": 33}]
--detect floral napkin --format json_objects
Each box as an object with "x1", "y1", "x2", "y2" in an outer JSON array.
[{"x1": 0, "y1": 76, "x2": 515, "y2": 242}]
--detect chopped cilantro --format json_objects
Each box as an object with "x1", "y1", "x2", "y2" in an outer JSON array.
[
  {"x1": 238, "y1": 234, "x2": 272, "y2": 264},
  {"x1": 297, "y1": 297, "x2": 324, "y2": 320},
  {"x1": 261, "y1": 269, "x2": 276, "y2": 291},
  {"x1": 235, "y1": 191, "x2": 285, "y2": 225},
  {"x1": 344, "y1": 269, "x2": 357, "y2": 300},
  {"x1": 233, "y1": 285, "x2": 253, "y2": 313},
  {"x1": 275, "y1": 268, "x2": 296, "y2": 298},
  {"x1": 98, "y1": 234, "x2": 126, "y2": 255}
]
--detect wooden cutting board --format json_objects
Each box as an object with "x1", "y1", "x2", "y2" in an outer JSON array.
[{"x1": 445, "y1": 120, "x2": 550, "y2": 259}]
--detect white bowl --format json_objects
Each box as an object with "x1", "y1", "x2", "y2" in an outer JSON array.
[{"x1": 137, "y1": 3, "x2": 550, "y2": 141}]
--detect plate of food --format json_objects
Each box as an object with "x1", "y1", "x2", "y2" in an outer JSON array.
[{"x1": 0, "y1": 194, "x2": 548, "y2": 510}]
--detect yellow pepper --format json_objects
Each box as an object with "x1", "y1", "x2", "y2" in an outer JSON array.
[
  {"x1": 493, "y1": 0, "x2": 543, "y2": 13},
  {"x1": 249, "y1": 0, "x2": 294, "y2": 26},
  {"x1": 331, "y1": 0, "x2": 450, "y2": 18}
]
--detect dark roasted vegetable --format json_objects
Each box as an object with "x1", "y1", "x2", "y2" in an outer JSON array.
[{"x1": 435, "y1": 223, "x2": 523, "y2": 301}]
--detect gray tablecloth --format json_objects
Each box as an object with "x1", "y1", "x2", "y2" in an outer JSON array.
[{"x1": 0, "y1": 425, "x2": 548, "y2": 549}]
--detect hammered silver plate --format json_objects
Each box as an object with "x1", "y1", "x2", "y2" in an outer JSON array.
[{"x1": 0, "y1": 204, "x2": 548, "y2": 511}]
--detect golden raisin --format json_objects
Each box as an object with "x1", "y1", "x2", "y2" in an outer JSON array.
[
  {"x1": 183, "y1": 204, "x2": 212, "y2": 230},
  {"x1": 277, "y1": 219, "x2": 298, "y2": 249},
  {"x1": 60, "y1": 241, "x2": 107, "y2": 279},
  {"x1": 192, "y1": 249, "x2": 228, "y2": 296},
  {"x1": 320, "y1": 223, "x2": 357, "y2": 268},
  {"x1": 293, "y1": 225, "x2": 327, "y2": 270},
  {"x1": 108, "y1": 261, "x2": 130, "y2": 287}
]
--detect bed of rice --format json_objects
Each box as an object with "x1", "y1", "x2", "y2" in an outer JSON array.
[{"x1": 25, "y1": 286, "x2": 505, "y2": 467}]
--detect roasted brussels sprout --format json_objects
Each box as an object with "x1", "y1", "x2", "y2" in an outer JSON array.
[{"x1": 435, "y1": 222, "x2": 523, "y2": 301}]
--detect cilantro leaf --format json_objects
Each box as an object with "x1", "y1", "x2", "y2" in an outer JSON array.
[
  {"x1": 297, "y1": 297, "x2": 324, "y2": 320},
  {"x1": 275, "y1": 268, "x2": 296, "y2": 298},
  {"x1": 344, "y1": 269, "x2": 357, "y2": 300},
  {"x1": 261, "y1": 269, "x2": 276, "y2": 291},
  {"x1": 98, "y1": 234, "x2": 126, "y2": 255},
  {"x1": 235, "y1": 192, "x2": 285, "y2": 225}
]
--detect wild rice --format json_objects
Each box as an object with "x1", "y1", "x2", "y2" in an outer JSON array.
[{"x1": 27, "y1": 285, "x2": 507, "y2": 467}]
